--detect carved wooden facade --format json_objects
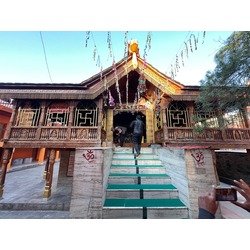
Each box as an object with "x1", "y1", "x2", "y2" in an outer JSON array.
[
  {"x1": 0, "y1": 52, "x2": 249, "y2": 199},
  {"x1": 0, "y1": 55, "x2": 249, "y2": 150}
]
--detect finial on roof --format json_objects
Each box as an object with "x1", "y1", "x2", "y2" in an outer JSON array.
[{"x1": 128, "y1": 39, "x2": 139, "y2": 69}]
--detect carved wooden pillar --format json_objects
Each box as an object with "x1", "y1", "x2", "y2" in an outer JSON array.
[
  {"x1": 37, "y1": 148, "x2": 46, "y2": 165},
  {"x1": 97, "y1": 98, "x2": 103, "y2": 145},
  {"x1": 36, "y1": 101, "x2": 46, "y2": 140},
  {"x1": 162, "y1": 108, "x2": 169, "y2": 141},
  {"x1": 43, "y1": 148, "x2": 56, "y2": 198},
  {"x1": 7, "y1": 148, "x2": 15, "y2": 170},
  {"x1": 66, "y1": 101, "x2": 76, "y2": 140},
  {"x1": 145, "y1": 109, "x2": 154, "y2": 143},
  {"x1": 0, "y1": 148, "x2": 13, "y2": 197},
  {"x1": 55, "y1": 150, "x2": 60, "y2": 160},
  {"x1": 43, "y1": 153, "x2": 50, "y2": 179},
  {"x1": 106, "y1": 109, "x2": 113, "y2": 143},
  {"x1": 3, "y1": 100, "x2": 17, "y2": 140}
]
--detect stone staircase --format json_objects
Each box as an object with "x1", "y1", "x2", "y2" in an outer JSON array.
[{"x1": 103, "y1": 147, "x2": 189, "y2": 219}]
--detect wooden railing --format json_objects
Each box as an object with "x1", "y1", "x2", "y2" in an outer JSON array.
[
  {"x1": 8, "y1": 126, "x2": 99, "y2": 141},
  {"x1": 154, "y1": 126, "x2": 250, "y2": 145},
  {"x1": 224, "y1": 128, "x2": 250, "y2": 140},
  {"x1": 167, "y1": 127, "x2": 223, "y2": 141},
  {"x1": 70, "y1": 127, "x2": 98, "y2": 140},
  {"x1": 9, "y1": 127, "x2": 37, "y2": 140},
  {"x1": 40, "y1": 127, "x2": 68, "y2": 140},
  {"x1": 0, "y1": 99, "x2": 13, "y2": 109}
]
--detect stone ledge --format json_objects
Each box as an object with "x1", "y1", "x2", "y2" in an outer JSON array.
[{"x1": 0, "y1": 202, "x2": 70, "y2": 211}]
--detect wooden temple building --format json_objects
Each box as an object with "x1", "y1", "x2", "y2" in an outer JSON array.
[{"x1": 0, "y1": 41, "x2": 249, "y2": 218}]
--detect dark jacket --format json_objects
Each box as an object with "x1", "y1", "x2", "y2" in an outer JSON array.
[{"x1": 130, "y1": 118, "x2": 145, "y2": 135}]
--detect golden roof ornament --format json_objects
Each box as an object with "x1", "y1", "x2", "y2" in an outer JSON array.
[{"x1": 128, "y1": 39, "x2": 139, "y2": 69}]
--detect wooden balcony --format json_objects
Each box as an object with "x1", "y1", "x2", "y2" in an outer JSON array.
[
  {"x1": 155, "y1": 126, "x2": 250, "y2": 149},
  {"x1": 4, "y1": 126, "x2": 101, "y2": 148}
]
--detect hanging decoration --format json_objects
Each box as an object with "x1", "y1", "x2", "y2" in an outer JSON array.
[
  {"x1": 104, "y1": 75, "x2": 107, "y2": 91},
  {"x1": 102, "y1": 75, "x2": 108, "y2": 108},
  {"x1": 106, "y1": 31, "x2": 123, "y2": 107},
  {"x1": 189, "y1": 37, "x2": 193, "y2": 53},
  {"x1": 126, "y1": 75, "x2": 129, "y2": 107},
  {"x1": 96, "y1": 55, "x2": 101, "y2": 67},
  {"x1": 184, "y1": 41, "x2": 189, "y2": 59},
  {"x1": 202, "y1": 31, "x2": 206, "y2": 44},
  {"x1": 102, "y1": 91, "x2": 108, "y2": 108},
  {"x1": 170, "y1": 64, "x2": 175, "y2": 79},
  {"x1": 93, "y1": 46, "x2": 97, "y2": 61},
  {"x1": 90, "y1": 32, "x2": 102, "y2": 68},
  {"x1": 142, "y1": 32, "x2": 152, "y2": 68},
  {"x1": 107, "y1": 32, "x2": 113, "y2": 58},
  {"x1": 167, "y1": 31, "x2": 206, "y2": 79},
  {"x1": 112, "y1": 59, "x2": 122, "y2": 107},
  {"x1": 108, "y1": 90, "x2": 115, "y2": 107},
  {"x1": 85, "y1": 31, "x2": 90, "y2": 47},
  {"x1": 175, "y1": 55, "x2": 180, "y2": 72},
  {"x1": 123, "y1": 31, "x2": 128, "y2": 57},
  {"x1": 181, "y1": 50, "x2": 185, "y2": 66},
  {"x1": 86, "y1": 32, "x2": 104, "y2": 78},
  {"x1": 137, "y1": 72, "x2": 147, "y2": 96},
  {"x1": 143, "y1": 32, "x2": 152, "y2": 59},
  {"x1": 190, "y1": 34, "x2": 198, "y2": 50},
  {"x1": 115, "y1": 77, "x2": 122, "y2": 107},
  {"x1": 196, "y1": 32, "x2": 199, "y2": 46},
  {"x1": 123, "y1": 32, "x2": 129, "y2": 108}
]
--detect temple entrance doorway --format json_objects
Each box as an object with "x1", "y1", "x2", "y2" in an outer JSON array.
[{"x1": 113, "y1": 111, "x2": 146, "y2": 145}]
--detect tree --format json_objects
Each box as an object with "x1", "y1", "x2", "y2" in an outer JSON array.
[{"x1": 198, "y1": 32, "x2": 250, "y2": 113}]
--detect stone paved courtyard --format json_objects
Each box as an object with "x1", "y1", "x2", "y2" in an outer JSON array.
[{"x1": 0, "y1": 162, "x2": 71, "y2": 219}]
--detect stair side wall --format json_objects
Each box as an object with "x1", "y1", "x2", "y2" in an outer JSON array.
[
  {"x1": 154, "y1": 146, "x2": 221, "y2": 219},
  {"x1": 154, "y1": 147, "x2": 190, "y2": 208},
  {"x1": 184, "y1": 148, "x2": 221, "y2": 218},
  {"x1": 69, "y1": 147, "x2": 112, "y2": 219}
]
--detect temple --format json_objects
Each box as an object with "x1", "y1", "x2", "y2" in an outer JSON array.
[{"x1": 0, "y1": 40, "x2": 249, "y2": 218}]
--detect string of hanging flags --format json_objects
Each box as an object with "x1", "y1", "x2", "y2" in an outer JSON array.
[
  {"x1": 84, "y1": 31, "x2": 206, "y2": 108},
  {"x1": 169, "y1": 31, "x2": 206, "y2": 79}
]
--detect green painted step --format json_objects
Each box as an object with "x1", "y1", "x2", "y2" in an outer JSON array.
[
  {"x1": 104, "y1": 198, "x2": 185, "y2": 207},
  {"x1": 109, "y1": 173, "x2": 169, "y2": 178},
  {"x1": 107, "y1": 184, "x2": 176, "y2": 190},
  {"x1": 111, "y1": 164, "x2": 164, "y2": 168}
]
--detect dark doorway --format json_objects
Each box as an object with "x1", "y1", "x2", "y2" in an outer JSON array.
[{"x1": 113, "y1": 111, "x2": 146, "y2": 143}]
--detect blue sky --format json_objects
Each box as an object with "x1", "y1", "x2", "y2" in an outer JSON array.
[{"x1": 0, "y1": 31, "x2": 233, "y2": 85}]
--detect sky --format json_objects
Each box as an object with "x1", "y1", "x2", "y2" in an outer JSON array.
[
  {"x1": 0, "y1": 31, "x2": 233, "y2": 85},
  {"x1": 0, "y1": 0, "x2": 247, "y2": 87}
]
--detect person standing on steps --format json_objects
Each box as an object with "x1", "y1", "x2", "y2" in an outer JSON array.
[
  {"x1": 130, "y1": 114, "x2": 145, "y2": 157},
  {"x1": 113, "y1": 126, "x2": 127, "y2": 147}
]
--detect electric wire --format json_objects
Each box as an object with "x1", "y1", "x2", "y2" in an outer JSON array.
[{"x1": 39, "y1": 31, "x2": 53, "y2": 83}]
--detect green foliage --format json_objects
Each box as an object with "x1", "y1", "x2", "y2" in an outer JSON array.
[{"x1": 198, "y1": 32, "x2": 250, "y2": 113}]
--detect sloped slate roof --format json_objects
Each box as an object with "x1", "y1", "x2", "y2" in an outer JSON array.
[{"x1": 0, "y1": 54, "x2": 200, "y2": 100}]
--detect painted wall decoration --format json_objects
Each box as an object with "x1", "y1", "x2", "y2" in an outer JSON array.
[
  {"x1": 83, "y1": 149, "x2": 95, "y2": 163},
  {"x1": 191, "y1": 150, "x2": 205, "y2": 168}
]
